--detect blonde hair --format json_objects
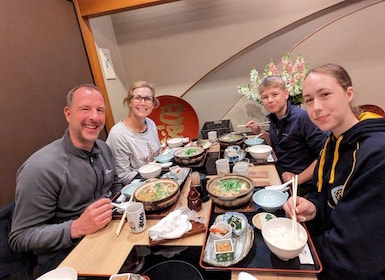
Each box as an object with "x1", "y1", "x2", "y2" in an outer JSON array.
[
  {"x1": 258, "y1": 75, "x2": 286, "y2": 95},
  {"x1": 123, "y1": 81, "x2": 160, "y2": 109}
]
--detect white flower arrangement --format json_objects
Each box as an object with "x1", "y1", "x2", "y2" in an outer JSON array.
[{"x1": 238, "y1": 52, "x2": 310, "y2": 105}]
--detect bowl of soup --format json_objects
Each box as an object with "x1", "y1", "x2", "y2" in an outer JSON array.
[
  {"x1": 206, "y1": 174, "x2": 253, "y2": 208},
  {"x1": 173, "y1": 146, "x2": 205, "y2": 165},
  {"x1": 134, "y1": 178, "x2": 180, "y2": 212},
  {"x1": 218, "y1": 133, "x2": 245, "y2": 148}
]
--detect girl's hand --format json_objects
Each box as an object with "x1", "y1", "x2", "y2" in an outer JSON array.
[{"x1": 283, "y1": 196, "x2": 316, "y2": 222}]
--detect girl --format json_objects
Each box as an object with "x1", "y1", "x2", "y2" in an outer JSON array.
[{"x1": 284, "y1": 64, "x2": 385, "y2": 279}]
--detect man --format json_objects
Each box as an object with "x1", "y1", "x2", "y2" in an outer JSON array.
[{"x1": 9, "y1": 84, "x2": 123, "y2": 276}]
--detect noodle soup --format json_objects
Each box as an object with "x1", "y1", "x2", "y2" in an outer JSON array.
[
  {"x1": 207, "y1": 175, "x2": 253, "y2": 208},
  {"x1": 134, "y1": 179, "x2": 180, "y2": 211}
]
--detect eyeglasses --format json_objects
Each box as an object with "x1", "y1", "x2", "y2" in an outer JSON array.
[{"x1": 131, "y1": 95, "x2": 154, "y2": 103}]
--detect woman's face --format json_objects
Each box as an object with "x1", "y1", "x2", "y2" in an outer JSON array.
[
  {"x1": 129, "y1": 86, "x2": 155, "y2": 118},
  {"x1": 303, "y1": 72, "x2": 354, "y2": 137},
  {"x1": 260, "y1": 86, "x2": 288, "y2": 118}
]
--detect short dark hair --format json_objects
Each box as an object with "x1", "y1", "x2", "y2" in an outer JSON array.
[{"x1": 66, "y1": 84, "x2": 101, "y2": 107}]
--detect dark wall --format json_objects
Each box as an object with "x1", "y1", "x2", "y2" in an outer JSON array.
[{"x1": 0, "y1": 0, "x2": 95, "y2": 207}]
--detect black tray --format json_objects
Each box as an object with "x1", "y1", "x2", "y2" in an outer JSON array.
[
  {"x1": 119, "y1": 245, "x2": 231, "y2": 280},
  {"x1": 200, "y1": 211, "x2": 322, "y2": 275}
]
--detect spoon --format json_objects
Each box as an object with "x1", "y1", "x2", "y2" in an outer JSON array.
[
  {"x1": 252, "y1": 132, "x2": 263, "y2": 139},
  {"x1": 265, "y1": 180, "x2": 292, "y2": 192}
]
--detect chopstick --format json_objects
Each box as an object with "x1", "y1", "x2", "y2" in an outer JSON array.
[
  {"x1": 115, "y1": 194, "x2": 134, "y2": 237},
  {"x1": 291, "y1": 175, "x2": 298, "y2": 241},
  {"x1": 237, "y1": 121, "x2": 270, "y2": 128},
  {"x1": 115, "y1": 211, "x2": 126, "y2": 237}
]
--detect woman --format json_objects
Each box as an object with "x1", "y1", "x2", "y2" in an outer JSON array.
[
  {"x1": 283, "y1": 64, "x2": 385, "y2": 279},
  {"x1": 106, "y1": 81, "x2": 162, "y2": 185},
  {"x1": 246, "y1": 76, "x2": 327, "y2": 195}
]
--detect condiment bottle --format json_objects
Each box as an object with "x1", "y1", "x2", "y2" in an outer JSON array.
[{"x1": 188, "y1": 185, "x2": 202, "y2": 211}]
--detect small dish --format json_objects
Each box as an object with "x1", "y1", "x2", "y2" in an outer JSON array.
[
  {"x1": 169, "y1": 165, "x2": 185, "y2": 179},
  {"x1": 214, "y1": 238, "x2": 234, "y2": 262},
  {"x1": 252, "y1": 212, "x2": 277, "y2": 230},
  {"x1": 244, "y1": 137, "x2": 264, "y2": 146},
  {"x1": 222, "y1": 212, "x2": 248, "y2": 236},
  {"x1": 161, "y1": 167, "x2": 190, "y2": 186},
  {"x1": 209, "y1": 221, "x2": 232, "y2": 240},
  {"x1": 155, "y1": 152, "x2": 174, "y2": 163},
  {"x1": 109, "y1": 273, "x2": 149, "y2": 280},
  {"x1": 252, "y1": 189, "x2": 289, "y2": 212},
  {"x1": 121, "y1": 180, "x2": 144, "y2": 198}
]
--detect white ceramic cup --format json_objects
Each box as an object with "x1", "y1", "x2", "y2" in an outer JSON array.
[
  {"x1": 125, "y1": 202, "x2": 147, "y2": 233},
  {"x1": 215, "y1": 158, "x2": 230, "y2": 175},
  {"x1": 207, "y1": 131, "x2": 217, "y2": 142},
  {"x1": 233, "y1": 163, "x2": 249, "y2": 176}
]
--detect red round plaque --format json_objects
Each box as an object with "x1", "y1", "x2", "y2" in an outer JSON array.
[{"x1": 149, "y1": 95, "x2": 199, "y2": 144}]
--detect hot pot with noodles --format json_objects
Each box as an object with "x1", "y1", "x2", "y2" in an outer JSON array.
[
  {"x1": 207, "y1": 174, "x2": 253, "y2": 208},
  {"x1": 134, "y1": 178, "x2": 180, "y2": 212}
]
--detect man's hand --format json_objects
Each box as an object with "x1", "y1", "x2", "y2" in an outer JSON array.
[{"x1": 71, "y1": 198, "x2": 113, "y2": 239}]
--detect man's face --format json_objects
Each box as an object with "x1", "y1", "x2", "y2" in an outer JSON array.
[{"x1": 64, "y1": 87, "x2": 106, "y2": 151}]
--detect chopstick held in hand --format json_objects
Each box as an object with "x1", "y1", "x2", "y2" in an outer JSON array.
[{"x1": 291, "y1": 175, "x2": 298, "y2": 243}]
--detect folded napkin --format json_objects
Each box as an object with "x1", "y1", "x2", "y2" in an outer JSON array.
[
  {"x1": 149, "y1": 209, "x2": 193, "y2": 241},
  {"x1": 238, "y1": 272, "x2": 258, "y2": 280}
]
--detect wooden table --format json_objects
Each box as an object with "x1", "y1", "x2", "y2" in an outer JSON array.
[{"x1": 59, "y1": 146, "x2": 317, "y2": 280}]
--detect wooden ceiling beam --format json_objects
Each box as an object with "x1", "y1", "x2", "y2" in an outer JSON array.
[{"x1": 76, "y1": 0, "x2": 181, "y2": 17}]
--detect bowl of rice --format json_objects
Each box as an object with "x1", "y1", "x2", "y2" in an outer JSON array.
[{"x1": 262, "y1": 217, "x2": 308, "y2": 261}]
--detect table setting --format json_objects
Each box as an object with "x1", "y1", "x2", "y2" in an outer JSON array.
[{"x1": 59, "y1": 132, "x2": 321, "y2": 280}]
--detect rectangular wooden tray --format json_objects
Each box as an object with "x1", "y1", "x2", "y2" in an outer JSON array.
[
  {"x1": 148, "y1": 220, "x2": 206, "y2": 246},
  {"x1": 199, "y1": 211, "x2": 323, "y2": 275}
]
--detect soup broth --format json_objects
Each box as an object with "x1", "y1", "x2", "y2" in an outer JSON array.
[
  {"x1": 209, "y1": 178, "x2": 251, "y2": 197},
  {"x1": 135, "y1": 181, "x2": 178, "y2": 202}
]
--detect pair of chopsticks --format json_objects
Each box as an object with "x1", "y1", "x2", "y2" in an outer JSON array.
[
  {"x1": 237, "y1": 121, "x2": 270, "y2": 128},
  {"x1": 115, "y1": 195, "x2": 134, "y2": 237},
  {"x1": 291, "y1": 175, "x2": 298, "y2": 242}
]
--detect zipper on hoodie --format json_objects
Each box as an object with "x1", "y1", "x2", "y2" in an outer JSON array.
[{"x1": 89, "y1": 155, "x2": 100, "y2": 199}]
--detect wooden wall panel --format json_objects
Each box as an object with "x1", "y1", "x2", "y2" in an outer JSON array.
[{"x1": 0, "y1": 0, "x2": 95, "y2": 207}]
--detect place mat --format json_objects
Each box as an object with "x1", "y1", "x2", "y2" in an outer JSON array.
[
  {"x1": 248, "y1": 170, "x2": 268, "y2": 178},
  {"x1": 200, "y1": 212, "x2": 323, "y2": 275},
  {"x1": 251, "y1": 180, "x2": 271, "y2": 187},
  {"x1": 213, "y1": 199, "x2": 256, "y2": 214},
  {"x1": 148, "y1": 221, "x2": 206, "y2": 246}
]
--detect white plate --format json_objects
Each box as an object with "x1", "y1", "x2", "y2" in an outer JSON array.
[
  {"x1": 203, "y1": 214, "x2": 254, "y2": 267},
  {"x1": 160, "y1": 161, "x2": 173, "y2": 168},
  {"x1": 36, "y1": 267, "x2": 77, "y2": 280}
]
